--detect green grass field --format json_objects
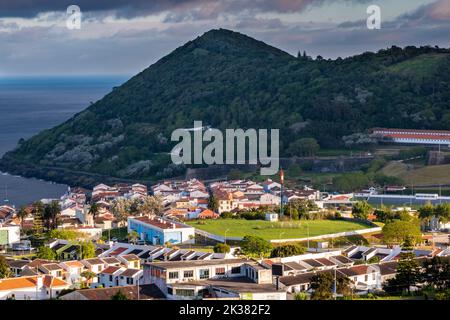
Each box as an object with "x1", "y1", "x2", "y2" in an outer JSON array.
[
  {"x1": 381, "y1": 161, "x2": 450, "y2": 186},
  {"x1": 186, "y1": 219, "x2": 373, "y2": 240},
  {"x1": 387, "y1": 53, "x2": 448, "y2": 78}
]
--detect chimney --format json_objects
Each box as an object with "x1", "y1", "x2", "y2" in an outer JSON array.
[{"x1": 36, "y1": 275, "x2": 44, "y2": 289}]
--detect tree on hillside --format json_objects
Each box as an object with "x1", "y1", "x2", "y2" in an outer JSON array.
[
  {"x1": 240, "y1": 235, "x2": 272, "y2": 258},
  {"x1": 0, "y1": 255, "x2": 12, "y2": 278},
  {"x1": 310, "y1": 273, "x2": 334, "y2": 300},
  {"x1": 384, "y1": 253, "x2": 421, "y2": 294},
  {"x1": 270, "y1": 244, "x2": 306, "y2": 258},
  {"x1": 49, "y1": 229, "x2": 83, "y2": 240},
  {"x1": 139, "y1": 196, "x2": 163, "y2": 217},
  {"x1": 418, "y1": 202, "x2": 434, "y2": 228},
  {"x1": 16, "y1": 206, "x2": 28, "y2": 232},
  {"x1": 32, "y1": 201, "x2": 45, "y2": 238},
  {"x1": 213, "y1": 243, "x2": 230, "y2": 253},
  {"x1": 88, "y1": 202, "x2": 100, "y2": 221},
  {"x1": 112, "y1": 198, "x2": 131, "y2": 226},
  {"x1": 422, "y1": 256, "x2": 450, "y2": 291},
  {"x1": 435, "y1": 203, "x2": 450, "y2": 223},
  {"x1": 42, "y1": 201, "x2": 60, "y2": 231},
  {"x1": 352, "y1": 201, "x2": 372, "y2": 220},
  {"x1": 36, "y1": 246, "x2": 56, "y2": 260},
  {"x1": 288, "y1": 138, "x2": 320, "y2": 157},
  {"x1": 333, "y1": 173, "x2": 370, "y2": 193},
  {"x1": 373, "y1": 205, "x2": 394, "y2": 223},
  {"x1": 111, "y1": 289, "x2": 129, "y2": 300},
  {"x1": 208, "y1": 194, "x2": 219, "y2": 212},
  {"x1": 80, "y1": 270, "x2": 97, "y2": 288},
  {"x1": 78, "y1": 241, "x2": 96, "y2": 259},
  {"x1": 382, "y1": 220, "x2": 422, "y2": 246}
]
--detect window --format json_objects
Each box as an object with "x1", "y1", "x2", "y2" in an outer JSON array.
[
  {"x1": 199, "y1": 269, "x2": 209, "y2": 279},
  {"x1": 168, "y1": 271, "x2": 179, "y2": 279},
  {"x1": 364, "y1": 275, "x2": 368, "y2": 282},
  {"x1": 231, "y1": 266, "x2": 241, "y2": 274},
  {"x1": 109, "y1": 275, "x2": 113, "y2": 282},
  {"x1": 372, "y1": 272, "x2": 376, "y2": 280},
  {"x1": 176, "y1": 289, "x2": 195, "y2": 297},
  {"x1": 126, "y1": 277, "x2": 133, "y2": 285},
  {"x1": 183, "y1": 270, "x2": 194, "y2": 278},
  {"x1": 215, "y1": 267, "x2": 225, "y2": 275}
]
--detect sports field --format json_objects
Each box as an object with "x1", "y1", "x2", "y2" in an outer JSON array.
[{"x1": 186, "y1": 219, "x2": 373, "y2": 240}]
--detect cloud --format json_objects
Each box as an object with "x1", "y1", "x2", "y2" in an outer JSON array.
[{"x1": 0, "y1": 0, "x2": 373, "y2": 18}]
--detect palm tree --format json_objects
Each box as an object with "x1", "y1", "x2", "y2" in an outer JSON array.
[
  {"x1": 16, "y1": 206, "x2": 28, "y2": 232},
  {"x1": 80, "y1": 270, "x2": 96, "y2": 288},
  {"x1": 88, "y1": 202, "x2": 100, "y2": 221},
  {"x1": 138, "y1": 196, "x2": 163, "y2": 217}
]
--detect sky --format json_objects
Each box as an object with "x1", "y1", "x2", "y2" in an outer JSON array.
[{"x1": 0, "y1": 0, "x2": 449, "y2": 76}]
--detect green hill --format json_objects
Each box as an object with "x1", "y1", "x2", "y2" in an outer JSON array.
[{"x1": 1, "y1": 29, "x2": 450, "y2": 187}]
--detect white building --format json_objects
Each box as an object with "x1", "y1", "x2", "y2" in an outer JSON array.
[
  {"x1": 0, "y1": 275, "x2": 70, "y2": 300},
  {"x1": 0, "y1": 224, "x2": 20, "y2": 246}
]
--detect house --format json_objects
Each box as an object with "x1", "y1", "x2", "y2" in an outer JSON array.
[
  {"x1": 143, "y1": 258, "x2": 253, "y2": 294},
  {"x1": 82, "y1": 258, "x2": 107, "y2": 274},
  {"x1": 59, "y1": 284, "x2": 165, "y2": 300},
  {"x1": 60, "y1": 260, "x2": 86, "y2": 285},
  {"x1": 0, "y1": 275, "x2": 70, "y2": 300},
  {"x1": 38, "y1": 263, "x2": 64, "y2": 279},
  {"x1": 118, "y1": 254, "x2": 141, "y2": 269},
  {"x1": 128, "y1": 216, "x2": 195, "y2": 245},
  {"x1": 429, "y1": 216, "x2": 450, "y2": 231},
  {"x1": 0, "y1": 224, "x2": 20, "y2": 246},
  {"x1": 6, "y1": 259, "x2": 30, "y2": 277},
  {"x1": 168, "y1": 277, "x2": 286, "y2": 300},
  {"x1": 98, "y1": 266, "x2": 125, "y2": 287},
  {"x1": 196, "y1": 209, "x2": 219, "y2": 219},
  {"x1": 117, "y1": 269, "x2": 143, "y2": 286},
  {"x1": 259, "y1": 193, "x2": 281, "y2": 206},
  {"x1": 265, "y1": 213, "x2": 278, "y2": 222},
  {"x1": 102, "y1": 257, "x2": 122, "y2": 267},
  {"x1": 0, "y1": 206, "x2": 15, "y2": 224}
]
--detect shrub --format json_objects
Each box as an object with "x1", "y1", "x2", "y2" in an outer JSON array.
[{"x1": 214, "y1": 243, "x2": 231, "y2": 253}]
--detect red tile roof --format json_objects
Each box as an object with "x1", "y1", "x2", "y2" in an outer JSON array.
[{"x1": 100, "y1": 266, "x2": 122, "y2": 275}]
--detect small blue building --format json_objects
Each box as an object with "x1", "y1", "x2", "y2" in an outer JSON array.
[{"x1": 127, "y1": 216, "x2": 195, "y2": 245}]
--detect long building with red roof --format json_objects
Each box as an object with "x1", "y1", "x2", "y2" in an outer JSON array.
[{"x1": 373, "y1": 128, "x2": 450, "y2": 146}]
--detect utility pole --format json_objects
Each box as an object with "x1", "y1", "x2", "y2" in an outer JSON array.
[
  {"x1": 334, "y1": 268, "x2": 337, "y2": 300},
  {"x1": 137, "y1": 277, "x2": 140, "y2": 301},
  {"x1": 280, "y1": 168, "x2": 284, "y2": 218}
]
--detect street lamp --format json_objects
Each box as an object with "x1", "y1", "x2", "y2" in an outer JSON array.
[
  {"x1": 304, "y1": 224, "x2": 310, "y2": 249},
  {"x1": 224, "y1": 229, "x2": 230, "y2": 245}
]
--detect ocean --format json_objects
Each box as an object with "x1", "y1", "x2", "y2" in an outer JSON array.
[{"x1": 0, "y1": 75, "x2": 128, "y2": 207}]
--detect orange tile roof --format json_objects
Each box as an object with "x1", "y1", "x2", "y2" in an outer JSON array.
[
  {"x1": 0, "y1": 276, "x2": 37, "y2": 291},
  {"x1": 64, "y1": 260, "x2": 85, "y2": 268},
  {"x1": 0, "y1": 276, "x2": 68, "y2": 291}
]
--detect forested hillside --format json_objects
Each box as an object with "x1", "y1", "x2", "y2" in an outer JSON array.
[{"x1": 1, "y1": 28, "x2": 449, "y2": 185}]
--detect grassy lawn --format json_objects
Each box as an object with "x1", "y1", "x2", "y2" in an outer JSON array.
[
  {"x1": 387, "y1": 53, "x2": 448, "y2": 78},
  {"x1": 186, "y1": 219, "x2": 373, "y2": 241},
  {"x1": 381, "y1": 161, "x2": 450, "y2": 186}
]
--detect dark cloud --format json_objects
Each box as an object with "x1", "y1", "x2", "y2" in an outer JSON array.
[{"x1": 0, "y1": 0, "x2": 373, "y2": 18}]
